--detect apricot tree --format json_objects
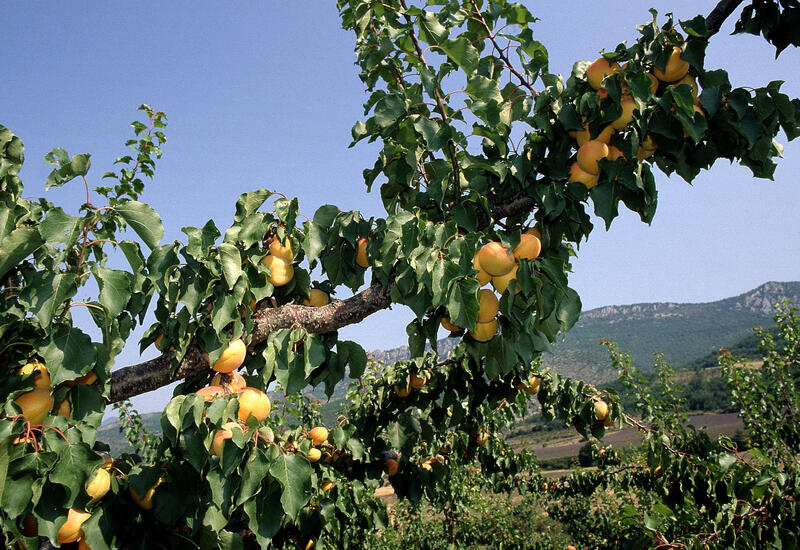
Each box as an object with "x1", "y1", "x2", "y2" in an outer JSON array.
[{"x1": 0, "y1": 0, "x2": 798, "y2": 548}]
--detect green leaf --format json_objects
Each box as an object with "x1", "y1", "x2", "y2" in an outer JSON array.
[
  {"x1": 234, "y1": 189, "x2": 272, "y2": 223},
  {"x1": 115, "y1": 200, "x2": 164, "y2": 249},
  {"x1": 17, "y1": 271, "x2": 77, "y2": 328},
  {"x1": 37, "y1": 324, "x2": 97, "y2": 386},
  {"x1": 269, "y1": 453, "x2": 312, "y2": 519},
  {"x1": 0, "y1": 227, "x2": 44, "y2": 278},
  {"x1": 94, "y1": 267, "x2": 132, "y2": 320},
  {"x1": 438, "y1": 37, "x2": 479, "y2": 74},
  {"x1": 218, "y1": 243, "x2": 243, "y2": 289},
  {"x1": 243, "y1": 483, "x2": 282, "y2": 545},
  {"x1": 466, "y1": 75, "x2": 503, "y2": 104},
  {"x1": 39, "y1": 207, "x2": 82, "y2": 245},
  {"x1": 446, "y1": 277, "x2": 480, "y2": 329}
]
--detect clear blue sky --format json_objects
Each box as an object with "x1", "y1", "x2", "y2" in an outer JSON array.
[{"x1": 4, "y1": 2, "x2": 798, "y2": 413}]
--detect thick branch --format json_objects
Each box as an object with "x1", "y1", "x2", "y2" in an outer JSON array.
[
  {"x1": 706, "y1": 0, "x2": 745, "y2": 36},
  {"x1": 109, "y1": 281, "x2": 393, "y2": 403}
]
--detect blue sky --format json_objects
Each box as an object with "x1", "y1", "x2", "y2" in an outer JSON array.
[{"x1": 4, "y1": 2, "x2": 798, "y2": 413}]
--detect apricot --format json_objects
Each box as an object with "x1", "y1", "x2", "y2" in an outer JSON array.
[
  {"x1": 394, "y1": 385, "x2": 411, "y2": 398},
  {"x1": 512, "y1": 233, "x2": 541, "y2": 260},
  {"x1": 476, "y1": 429, "x2": 489, "y2": 446},
  {"x1": 356, "y1": 237, "x2": 369, "y2": 268},
  {"x1": 577, "y1": 140, "x2": 609, "y2": 175},
  {"x1": 472, "y1": 252, "x2": 492, "y2": 286},
  {"x1": 210, "y1": 421, "x2": 242, "y2": 456},
  {"x1": 478, "y1": 242, "x2": 515, "y2": 277},
  {"x1": 57, "y1": 399, "x2": 70, "y2": 418},
  {"x1": 307, "y1": 448, "x2": 322, "y2": 463},
  {"x1": 18, "y1": 360, "x2": 50, "y2": 389},
  {"x1": 302, "y1": 289, "x2": 330, "y2": 307},
  {"x1": 594, "y1": 399, "x2": 610, "y2": 421},
  {"x1": 211, "y1": 338, "x2": 246, "y2": 373},
  {"x1": 14, "y1": 388, "x2": 54, "y2": 425},
  {"x1": 647, "y1": 73, "x2": 659, "y2": 95},
  {"x1": 607, "y1": 145, "x2": 627, "y2": 162},
  {"x1": 237, "y1": 388, "x2": 271, "y2": 422},
  {"x1": 568, "y1": 162, "x2": 599, "y2": 189},
  {"x1": 469, "y1": 318, "x2": 498, "y2": 342},
  {"x1": 260, "y1": 255, "x2": 294, "y2": 286},
  {"x1": 196, "y1": 385, "x2": 225, "y2": 401},
  {"x1": 57, "y1": 508, "x2": 91, "y2": 544},
  {"x1": 321, "y1": 480, "x2": 334, "y2": 492},
  {"x1": 525, "y1": 376, "x2": 541, "y2": 395},
  {"x1": 654, "y1": 46, "x2": 689, "y2": 82},
  {"x1": 86, "y1": 467, "x2": 111, "y2": 505},
  {"x1": 611, "y1": 95, "x2": 636, "y2": 130},
  {"x1": 673, "y1": 73, "x2": 699, "y2": 100},
  {"x1": 491, "y1": 263, "x2": 520, "y2": 294},
  {"x1": 309, "y1": 426, "x2": 329, "y2": 446},
  {"x1": 268, "y1": 236, "x2": 294, "y2": 262},
  {"x1": 585, "y1": 57, "x2": 620, "y2": 90},
  {"x1": 75, "y1": 371, "x2": 97, "y2": 385},
  {"x1": 575, "y1": 122, "x2": 614, "y2": 146},
  {"x1": 477, "y1": 289, "x2": 500, "y2": 323},
  {"x1": 410, "y1": 372, "x2": 427, "y2": 390},
  {"x1": 210, "y1": 371, "x2": 247, "y2": 393},
  {"x1": 129, "y1": 477, "x2": 163, "y2": 510},
  {"x1": 440, "y1": 316, "x2": 461, "y2": 332}
]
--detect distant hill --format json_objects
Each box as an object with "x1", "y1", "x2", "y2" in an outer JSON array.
[{"x1": 101, "y1": 281, "x2": 799, "y2": 452}]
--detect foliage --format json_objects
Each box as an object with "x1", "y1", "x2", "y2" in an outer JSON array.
[{"x1": 0, "y1": 1, "x2": 798, "y2": 548}]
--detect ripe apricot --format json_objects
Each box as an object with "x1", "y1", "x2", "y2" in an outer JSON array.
[
  {"x1": 57, "y1": 399, "x2": 70, "y2": 418},
  {"x1": 440, "y1": 316, "x2": 461, "y2": 332},
  {"x1": 237, "y1": 388, "x2": 271, "y2": 422},
  {"x1": 575, "y1": 122, "x2": 614, "y2": 146},
  {"x1": 410, "y1": 372, "x2": 427, "y2": 390},
  {"x1": 18, "y1": 360, "x2": 50, "y2": 389},
  {"x1": 491, "y1": 263, "x2": 520, "y2": 295},
  {"x1": 268, "y1": 237, "x2": 293, "y2": 262},
  {"x1": 75, "y1": 371, "x2": 97, "y2": 385},
  {"x1": 611, "y1": 95, "x2": 636, "y2": 130},
  {"x1": 476, "y1": 429, "x2": 489, "y2": 446},
  {"x1": 512, "y1": 233, "x2": 541, "y2": 260},
  {"x1": 14, "y1": 388, "x2": 54, "y2": 425},
  {"x1": 302, "y1": 289, "x2": 330, "y2": 307},
  {"x1": 196, "y1": 385, "x2": 225, "y2": 401},
  {"x1": 210, "y1": 372, "x2": 247, "y2": 393},
  {"x1": 210, "y1": 421, "x2": 242, "y2": 456},
  {"x1": 478, "y1": 242, "x2": 515, "y2": 277},
  {"x1": 477, "y1": 289, "x2": 500, "y2": 323},
  {"x1": 654, "y1": 46, "x2": 689, "y2": 82},
  {"x1": 86, "y1": 467, "x2": 111, "y2": 505},
  {"x1": 394, "y1": 385, "x2": 411, "y2": 398},
  {"x1": 672, "y1": 73, "x2": 699, "y2": 101},
  {"x1": 356, "y1": 237, "x2": 369, "y2": 268},
  {"x1": 525, "y1": 376, "x2": 541, "y2": 395},
  {"x1": 469, "y1": 318, "x2": 498, "y2": 342},
  {"x1": 585, "y1": 57, "x2": 620, "y2": 90},
  {"x1": 129, "y1": 477, "x2": 163, "y2": 510},
  {"x1": 594, "y1": 399, "x2": 610, "y2": 421},
  {"x1": 577, "y1": 140, "x2": 609, "y2": 175},
  {"x1": 309, "y1": 426, "x2": 329, "y2": 446},
  {"x1": 57, "y1": 509, "x2": 91, "y2": 543},
  {"x1": 607, "y1": 145, "x2": 627, "y2": 162},
  {"x1": 568, "y1": 162, "x2": 599, "y2": 189},
  {"x1": 647, "y1": 73, "x2": 659, "y2": 95},
  {"x1": 211, "y1": 338, "x2": 246, "y2": 373},
  {"x1": 260, "y1": 255, "x2": 294, "y2": 286},
  {"x1": 472, "y1": 252, "x2": 492, "y2": 286},
  {"x1": 307, "y1": 448, "x2": 322, "y2": 463}
]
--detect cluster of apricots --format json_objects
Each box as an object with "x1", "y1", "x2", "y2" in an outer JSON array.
[
  {"x1": 569, "y1": 47, "x2": 702, "y2": 189},
  {"x1": 440, "y1": 228, "x2": 542, "y2": 342},
  {"x1": 16, "y1": 456, "x2": 114, "y2": 548},
  {"x1": 260, "y1": 235, "x2": 296, "y2": 287},
  {"x1": 12, "y1": 358, "x2": 97, "y2": 427},
  {"x1": 393, "y1": 370, "x2": 428, "y2": 398}
]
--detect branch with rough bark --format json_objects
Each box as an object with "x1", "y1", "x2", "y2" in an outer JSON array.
[{"x1": 109, "y1": 281, "x2": 393, "y2": 403}]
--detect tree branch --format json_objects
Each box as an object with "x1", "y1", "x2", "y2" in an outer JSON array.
[
  {"x1": 109, "y1": 281, "x2": 393, "y2": 403},
  {"x1": 706, "y1": 0, "x2": 745, "y2": 36}
]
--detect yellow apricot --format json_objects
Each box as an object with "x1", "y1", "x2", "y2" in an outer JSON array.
[
  {"x1": 237, "y1": 388, "x2": 271, "y2": 422},
  {"x1": 268, "y1": 237, "x2": 293, "y2": 262},
  {"x1": 477, "y1": 289, "x2": 500, "y2": 323},
  {"x1": 577, "y1": 140, "x2": 609, "y2": 175},
  {"x1": 18, "y1": 360, "x2": 50, "y2": 389},
  {"x1": 260, "y1": 255, "x2": 294, "y2": 286},
  {"x1": 469, "y1": 319, "x2": 498, "y2": 342},
  {"x1": 57, "y1": 509, "x2": 91, "y2": 544},
  {"x1": 472, "y1": 252, "x2": 492, "y2": 286},
  {"x1": 440, "y1": 316, "x2": 461, "y2": 332},
  {"x1": 302, "y1": 289, "x2": 330, "y2": 307},
  {"x1": 210, "y1": 371, "x2": 247, "y2": 393},
  {"x1": 492, "y1": 263, "x2": 520, "y2": 294},
  {"x1": 211, "y1": 338, "x2": 246, "y2": 373},
  {"x1": 585, "y1": 57, "x2": 620, "y2": 90},
  {"x1": 86, "y1": 467, "x2": 111, "y2": 505},
  {"x1": 478, "y1": 242, "x2": 515, "y2": 277},
  {"x1": 611, "y1": 95, "x2": 636, "y2": 130},
  {"x1": 309, "y1": 426, "x2": 329, "y2": 446},
  {"x1": 568, "y1": 162, "x2": 599, "y2": 189},
  {"x1": 653, "y1": 46, "x2": 689, "y2": 82},
  {"x1": 356, "y1": 237, "x2": 369, "y2": 268},
  {"x1": 512, "y1": 233, "x2": 541, "y2": 260},
  {"x1": 14, "y1": 388, "x2": 54, "y2": 425}
]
